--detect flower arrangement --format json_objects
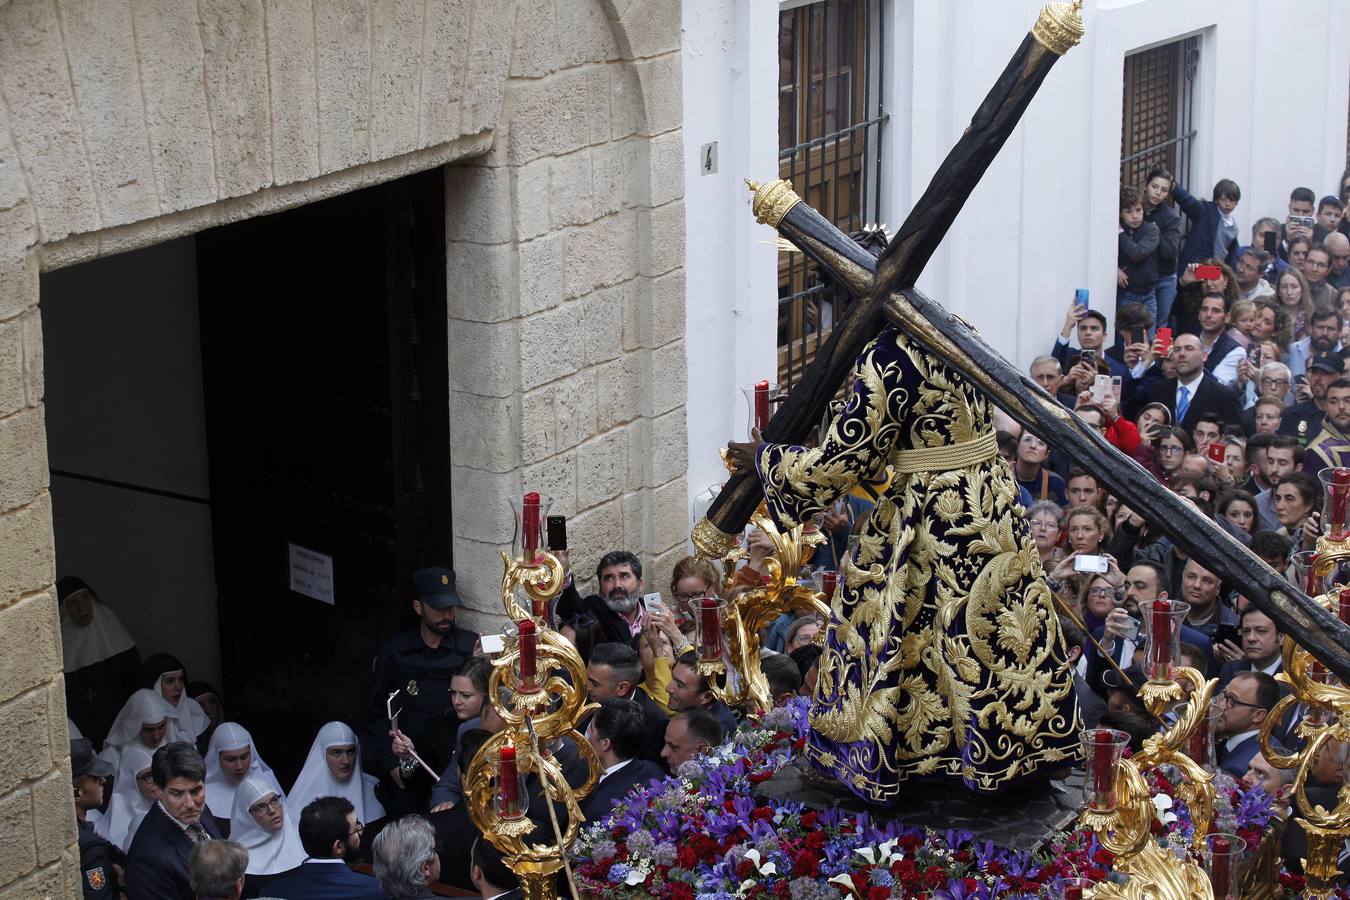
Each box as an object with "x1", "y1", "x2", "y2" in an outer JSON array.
[{"x1": 571, "y1": 698, "x2": 1288, "y2": 898}]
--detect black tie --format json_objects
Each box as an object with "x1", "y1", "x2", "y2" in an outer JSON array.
[{"x1": 187, "y1": 823, "x2": 210, "y2": 845}]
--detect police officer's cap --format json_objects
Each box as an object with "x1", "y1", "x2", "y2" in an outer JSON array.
[
  {"x1": 414, "y1": 566, "x2": 463, "y2": 609},
  {"x1": 71, "y1": 738, "x2": 113, "y2": 778},
  {"x1": 1309, "y1": 350, "x2": 1345, "y2": 374}
]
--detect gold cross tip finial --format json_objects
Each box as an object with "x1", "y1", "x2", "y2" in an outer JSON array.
[
  {"x1": 1032, "y1": 0, "x2": 1085, "y2": 55},
  {"x1": 746, "y1": 179, "x2": 803, "y2": 228}
]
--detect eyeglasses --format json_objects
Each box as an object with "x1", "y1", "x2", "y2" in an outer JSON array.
[
  {"x1": 349, "y1": 820, "x2": 365, "y2": 837},
  {"x1": 1158, "y1": 445, "x2": 1185, "y2": 456},
  {"x1": 248, "y1": 796, "x2": 282, "y2": 816},
  {"x1": 1029, "y1": 521, "x2": 1059, "y2": 531},
  {"x1": 1086, "y1": 587, "x2": 1117, "y2": 600},
  {"x1": 1260, "y1": 377, "x2": 1290, "y2": 386},
  {"x1": 672, "y1": 592, "x2": 705, "y2": 604},
  {"x1": 1219, "y1": 691, "x2": 1263, "y2": 710}
]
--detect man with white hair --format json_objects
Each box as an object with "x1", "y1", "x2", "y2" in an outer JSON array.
[{"x1": 372, "y1": 816, "x2": 440, "y2": 900}]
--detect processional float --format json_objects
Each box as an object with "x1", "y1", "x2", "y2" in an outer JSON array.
[{"x1": 688, "y1": 1, "x2": 1350, "y2": 898}]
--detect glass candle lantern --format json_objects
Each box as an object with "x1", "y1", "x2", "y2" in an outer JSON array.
[
  {"x1": 496, "y1": 743, "x2": 528, "y2": 820},
  {"x1": 1080, "y1": 728, "x2": 1129, "y2": 811},
  {"x1": 741, "y1": 381, "x2": 783, "y2": 438},
  {"x1": 1204, "y1": 833, "x2": 1246, "y2": 900},
  {"x1": 1041, "y1": 878, "x2": 1095, "y2": 899},
  {"x1": 1140, "y1": 598, "x2": 1189, "y2": 682},
  {"x1": 697, "y1": 597, "x2": 726, "y2": 662},
  {"x1": 509, "y1": 492, "x2": 550, "y2": 564},
  {"x1": 1319, "y1": 468, "x2": 1350, "y2": 541}
]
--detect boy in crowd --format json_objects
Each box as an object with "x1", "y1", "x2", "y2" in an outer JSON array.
[
  {"x1": 1174, "y1": 178, "x2": 1242, "y2": 272},
  {"x1": 1118, "y1": 186, "x2": 1161, "y2": 317}
]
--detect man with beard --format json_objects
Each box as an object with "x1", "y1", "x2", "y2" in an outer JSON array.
[
  {"x1": 1305, "y1": 378, "x2": 1350, "y2": 478},
  {"x1": 1280, "y1": 350, "x2": 1344, "y2": 442},
  {"x1": 265, "y1": 797, "x2": 382, "y2": 900},
  {"x1": 365, "y1": 567, "x2": 477, "y2": 816},
  {"x1": 1287, "y1": 305, "x2": 1342, "y2": 381},
  {"x1": 556, "y1": 551, "x2": 648, "y2": 648}
]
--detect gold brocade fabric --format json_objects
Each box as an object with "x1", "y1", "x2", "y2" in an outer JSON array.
[{"x1": 757, "y1": 327, "x2": 1082, "y2": 802}]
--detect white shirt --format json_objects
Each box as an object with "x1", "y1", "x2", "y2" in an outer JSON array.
[
  {"x1": 597, "y1": 759, "x2": 632, "y2": 785},
  {"x1": 1225, "y1": 730, "x2": 1259, "y2": 754}
]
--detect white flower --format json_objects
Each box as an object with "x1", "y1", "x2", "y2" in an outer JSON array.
[
  {"x1": 624, "y1": 868, "x2": 646, "y2": 886},
  {"x1": 828, "y1": 873, "x2": 855, "y2": 891},
  {"x1": 743, "y1": 848, "x2": 778, "y2": 876},
  {"x1": 1152, "y1": 793, "x2": 1178, "y2": 826}
]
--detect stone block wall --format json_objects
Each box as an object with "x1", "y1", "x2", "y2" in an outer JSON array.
[
  {"x1": 0, "y1": 0, "x2": 685, "y2": 893},
  {"x1": 446, "y1": 0, "x2": 687, "y2": 625}
]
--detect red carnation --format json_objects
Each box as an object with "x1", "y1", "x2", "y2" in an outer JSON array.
[
  {"x1": 800, "y1": 811, "x2": 819, "y2": 829},
  {"x1": 792, "y1": 850, "x2": 821, "y2": 878},
  {"x1": 923, "y1": 865, "x2": 947, "y2": 889},
  {"x1": 867, "y1": 888, "x2": 890, "y2": 900}
]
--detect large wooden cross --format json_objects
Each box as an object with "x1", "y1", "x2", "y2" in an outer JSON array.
[{"x1": 692, "y1": 1, "x2": 1350, "y2": 680}]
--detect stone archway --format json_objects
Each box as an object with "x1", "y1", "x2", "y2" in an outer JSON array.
[{"x1": 0, "y1": 0, "x2": 684, "y2": 892}]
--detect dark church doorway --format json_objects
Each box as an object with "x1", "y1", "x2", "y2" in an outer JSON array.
[{"x1": 43, "y1": 167, "x2": 452, "y2": 783}]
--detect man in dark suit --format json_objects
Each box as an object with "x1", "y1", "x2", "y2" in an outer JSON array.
[
  {"x1": 1143, "y1": 332, "x2": 1243, "y2": 433},
  {"x1": 1215, "y1": 671, "x2": 1279, "y2": 778},
  {"x1": 581, "y1": 698, "x2": 665, "y2": 821},
  {"x1": 585, "y1": 642, "x2": 670, "y2": 767},
  {"x1": 125, "y1": 742, "x2": 223, "y2": 900},
  {"x1": 268, "y1": 797, "x2": 382, "y2": 900},
  {"x1": 470, "y1": 836, "x2": 523, "y2": 900}
]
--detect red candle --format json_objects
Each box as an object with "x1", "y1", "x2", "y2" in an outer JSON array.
[
  {"x1": 821, "y1": 570, "x2": 838, "y2": 602},
  {"x1": 1148, "y1": 598, "x2": 1174, "y2": 680},
  {"x1": 522, "y1": 492, "x2": 540, "y2": 559},
  {"x1": 1334, "y1": 470, "x2": 1350, "y2": 539},
  {"x1": 1091, "y1": 730, "x2": 1114, "y2": 808},
  {"x1": 1210, "y1": 835, "x2": 1231, "y2": 896},
  {"x1": 498, "y1": 743, "x2": 519, "y2": 815},
  {"x1": 700, "y1": 597, "x2": 722, "y2": 660},
  {"x1": 754, "y1": 380, "x2": 770, "y2": 432},
  {"x1": 1340, "y1": 587, "x2": 1350, "y2": 625},
  {"x1": 517, "y1": 619, "x2": 537, "y2": 692},
  {"x1": 1306, "y1": 554, "x2": 1321, "y2": 595},
  {"x1": 1188, "y1": 715, "x2": 1210, "y2": 765}
]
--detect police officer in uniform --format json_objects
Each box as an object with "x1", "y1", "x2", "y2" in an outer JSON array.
[
  {"x1": 1280, "y1": 350, "x2": 1343, "y2": 443},
  {"x1": 366, "y1": 566, "x2": 478, "y2": 815},
  {"x1": 72, "y1": 737, "x2": 123, "y2": 898}
]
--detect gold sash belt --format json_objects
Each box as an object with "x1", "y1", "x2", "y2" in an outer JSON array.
[{"x1": 890, "y1": 431, "x2": 999, "y2": 474}]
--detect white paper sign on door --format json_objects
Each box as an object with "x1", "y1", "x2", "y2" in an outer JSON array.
[{"x1": 288, "y1": 543, "x2": 335, "y2": 605}]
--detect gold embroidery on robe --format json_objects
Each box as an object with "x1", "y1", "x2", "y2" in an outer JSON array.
[{"x1": 757, "y1": 327, "x2": 1082, "y2": 802}]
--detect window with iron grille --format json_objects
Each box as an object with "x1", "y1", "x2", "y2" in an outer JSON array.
[
  {"x1": 1120, "y1": 37, "x2": 1199, "y2": 193},
  {"x1": 776, "y1": 0, "x2": 887, "y2": 390}
]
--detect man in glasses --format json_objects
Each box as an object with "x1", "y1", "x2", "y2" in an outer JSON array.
[
  {"x1": 267, "y1": 796, "x2": 382, "y2": 900},
  {"x1": 1214, "y1": 671, "x2": 1279, "y2": 779}
]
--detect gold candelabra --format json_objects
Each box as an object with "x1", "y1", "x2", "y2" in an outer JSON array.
[
  {"x1": 463, "y1": 550, "x2": 601, "y2": 900},
  {"x1": 1258, "y1": 536, "x2": 1350, "y2": 900},
  {"x1": 1079, "y1": 664, "x2": 1219, "y2": 899},
  {"x1": 695, "y1": 503, "x2": 830, "y2": 713}
]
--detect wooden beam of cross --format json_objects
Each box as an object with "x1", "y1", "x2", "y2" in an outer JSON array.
[{"x1": 698, "y1": 1, "x2": 1085, "y2": 542}]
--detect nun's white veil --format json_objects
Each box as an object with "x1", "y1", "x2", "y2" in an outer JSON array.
[
  {"x1": 151, "y1": 672, "x2": 211, "y2": 743},
  {"x1": 204, "y1": 722, "x2": 281, "y2": 818},
  {"x1": 98, "y1": 689, "x2": 177, "y2": 767},
  {"x1": 285, "y1": 721, "x2": 384, "y2": 823},
  {"x1": 95, "y1": 744, "x2": 156, "y2": 851},
  {"x1": 229, "y1": 776, "x2": 306, "y2": 875}
]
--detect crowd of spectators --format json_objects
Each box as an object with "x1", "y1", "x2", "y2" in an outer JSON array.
[{"x1": 1029, "y1": 165, "x2": 1350, "y2": 875}]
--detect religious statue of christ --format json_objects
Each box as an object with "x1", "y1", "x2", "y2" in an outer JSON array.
[{"x1": 727, "y1": 325, "x2": 1082, "y2": 803}]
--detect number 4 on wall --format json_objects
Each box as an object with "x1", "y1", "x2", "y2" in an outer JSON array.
[{"x1": 701, "y1": 141, "x2": 718, "y2": 176}]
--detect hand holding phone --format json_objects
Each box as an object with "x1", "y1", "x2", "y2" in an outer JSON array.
[
  {"x1": 1195, "y1": 264, "x2": 1223, "y2": 280},
  {"x1": 1080, "y1": 349, "x2": 1097, "y2": 371},
  {"x1": 1155, "y1": 327, "x2": 1173, "y2": 357},
  {"x1": 480, "y1": 634, "x2": 506, "y2": 655},
  {"x1": 1073, "y1": 554, "x2": 1109, "y2": 574},
  {"x1": 1073, "y1": 288, "x2": 1089, "y2": 313},
  {"x1": 642, "y1": 592, "x2": 664, "y2": 613},
  {"x1": 1207, "y1": 441, "x2": 1227, "y2": 463},
  {"x1": 546, "y1": 515, "x2": 568, "y2": 551}
]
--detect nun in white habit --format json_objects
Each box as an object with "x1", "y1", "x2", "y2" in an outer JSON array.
[
  {"x1": 285, "y1": 721, "x2": 385, "y2": 824},
  {"x1": 58, "y1": 576, "x2": 140, "y2": 747},
  {"x1": 230, "y1": 776, "x2": 306, "y2": 877},
  {"x1": 204, "y1": 722, "x2": 282, "y2": 831},
  {"x1": 95, "y1": 744, "x2": 157, "y2": 851},
  {"x1": 141, "y1": 652, "x2": 211, "y2": 744},
  {"x1": 97, "y1": 688, "x2": 177, "y2": 768}
]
